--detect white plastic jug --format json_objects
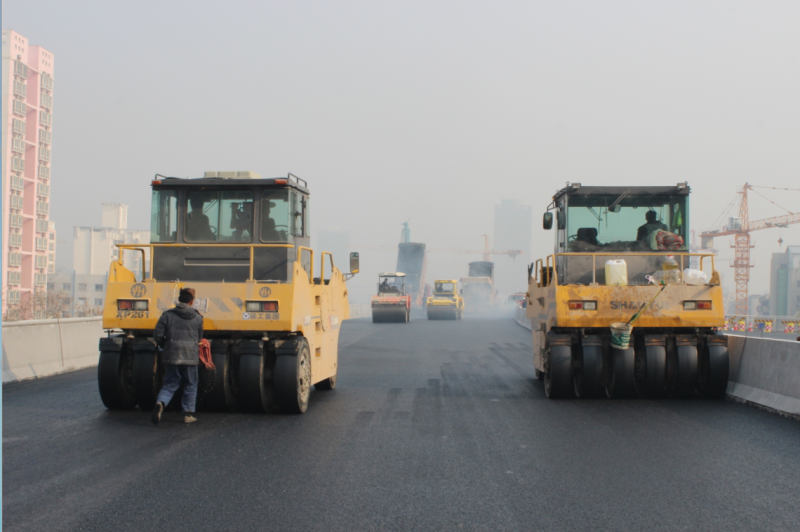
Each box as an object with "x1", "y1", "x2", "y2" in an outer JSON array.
[
  {"x1": 605, "y1": 260, "x2": 628, "y2": 286},
  {"x1": 682, "y1": 268, "x2": 708, "y2": 286}
]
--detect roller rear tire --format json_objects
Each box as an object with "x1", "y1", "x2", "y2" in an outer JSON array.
[
  {"x1": 606, "y1": 347, "x2": 635, "y2": 398},
  {"x1": 132, "y1": 351, "x2": 162, "y2": 411},
  {"x1": 699, "y1": 340, "x2": 729, "y2": 399},
  {"x1": 275, "y1": 339, "x2": 312, "y2": 414},
  {"x1": 667, "y1": 336, "x2": 698, "y2": 398},
  {"x1": 574, "y1": 340, "x2": 603, "y2": 398},
  {"x1": 98, "y1": 351, "x2": 136, "y2": 410},
  {"x1": 544, "y1": 341, "x2": 572, "y2": 399},
  {"x1": 239, "y1": 354, "x2": 275, "y2": 413},
  {"x1": 200, "y1": 348, "x2": 238, "y2": 411},
  {"x1": 635, "y1": 336, "x2": 666, "y2": 398}
]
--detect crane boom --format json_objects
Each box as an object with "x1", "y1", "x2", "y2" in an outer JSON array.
[{"x1": 699, "y1": 183, "x2": 800, "y2": 315}]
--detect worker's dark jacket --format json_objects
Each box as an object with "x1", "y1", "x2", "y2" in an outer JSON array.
[
  {"x1": 637, "y1": 221, "x2": 668, "y2": 242},
  {"x1": 154, "y1": 303, "x2": 204, "y2": 365}
]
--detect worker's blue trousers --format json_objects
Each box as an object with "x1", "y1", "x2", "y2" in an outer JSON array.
[{"x1": 156, "y1": 364, "x2": 199, "y2": 413}]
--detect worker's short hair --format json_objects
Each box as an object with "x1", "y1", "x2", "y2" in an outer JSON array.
[
  {"x1": 178, "y1": 288, "x2": 196, "y2": 304},
  {"x1": 646, "y1": 211, "x2": 657, "y2": 222}
]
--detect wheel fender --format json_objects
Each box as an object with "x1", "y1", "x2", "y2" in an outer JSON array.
[
  {"x1": 276, "y1": 337, "x2": 307, "y2": 357},
  {"x1": 234, "y1": 339, "x2": 264, "y2": 356},
  {"x1": 99, "y1": 336, "x2": 124, "y2": 353}
]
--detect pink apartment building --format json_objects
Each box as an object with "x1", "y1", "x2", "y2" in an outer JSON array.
[{"x1": 2, "y1": 30, "x2": 56, "y2": 315}]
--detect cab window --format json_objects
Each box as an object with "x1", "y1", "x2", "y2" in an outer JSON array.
[
  {"x1": 150, "y1": 190, "x2": 177, "y2": 242},
  {"x1": 185, "y1": 190, "x2": 254, "y2": 242},
  {"x1": 260, "y1": 190, "x2": 291, "y2": 242}
]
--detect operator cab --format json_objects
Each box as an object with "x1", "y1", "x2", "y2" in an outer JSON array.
[
  {"x1": 543, "y1": 183, "x2": 691, "y2": 285},
  {"x1": 434, "y1": 280, "x2": 457, "y2": 298},
  {"x1": 148, "y1": 172, "x2": 310, "y2": 283},
  {"x1": 377, "y1": 273, "x2": 406, "y2": 296}
]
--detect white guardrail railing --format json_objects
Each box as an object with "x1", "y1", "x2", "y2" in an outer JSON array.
[{"x1": 723, "y1": 316, "x2": 800, "y2": 334}]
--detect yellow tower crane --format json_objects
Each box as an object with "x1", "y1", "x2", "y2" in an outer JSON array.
[{"x1": 700, "y1": 183, "x2": 800, "y2": 315}]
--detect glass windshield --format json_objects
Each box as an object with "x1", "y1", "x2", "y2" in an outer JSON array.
[
  {"x1": 186, "y1": 190, "x2": 254, "y2": 242},
  {"x1": 567, "y1": 194, "x2": 687, "y2": 252},
  {"x1": 151, "y1": 190, "x2": 178, "y2": 242},
  {"x1": 435, "y1": 282, "x2": 455, "y2": 293},
  {"x1": 379, "y1": 277, "x2": 405, "y2": 294},
  {"x1": 261, "y1": 190, "x2": 291, "y2": 242}
]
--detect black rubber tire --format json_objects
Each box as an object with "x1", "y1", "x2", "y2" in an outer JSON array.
[
  {"x1": 574, "y1": 343, "x2": 603, "y2": 398},
  {"x1": 605, "y1": 347, "x2": 635, "y2": 398},
  {"x1": 635, "y1": 341, "x2": 666, "y2": 398},
  {"x1": 667, "y1": 340, "x2": 698, "y2": 398},
  {"x1": 98, "y1": 351, "x2": 136, "y2": 410},
  {"x1": 315, "y1": 373, "x2": 337, "y2": 391},
  {"x1": 132, "y1": 351, "x2": 162, "y2": 411},
  {"x1": 200, "y1": 351, "x2": 238, "y2": 411},
  {"x1": 699, "y1": 343, "x2": 729, "y2": 399},
  {"x1": 544, "y1": 344, "x2": 572, "y2": 399},
  {"x1": 274, "y1": 339, "x2": 312, "y2": 414},
  {"x1": 238, "y1": 354, "x2": 275, "y2": 413}
]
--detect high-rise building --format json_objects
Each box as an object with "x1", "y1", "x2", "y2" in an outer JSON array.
[
  {"x1": 493, "y1": 199, "x2": 532, "y2": 296},
  {"x1": 2, "y1": 30, "x2": 56, "y2": 315},
  {"x1": 770, "y1": 246, "x2": 800, "y2": 317}
]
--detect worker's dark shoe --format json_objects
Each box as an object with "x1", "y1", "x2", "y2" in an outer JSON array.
[
  {"x1": 184, "y1": 414, "x2": 197, "y2": 424},
  {"x1": 151, "y1": 402, "x2": 164, "y2": 425}
]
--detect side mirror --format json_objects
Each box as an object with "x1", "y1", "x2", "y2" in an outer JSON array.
[
  {"x1": 556, "y1": 210, "x2": 565, "y2": 230},
  {"x1": 543, "y1": 212, "x2": 553, "y2": 230},
  {"x1": 349, "y1": 252, "x2": 360, "y2": 274}
]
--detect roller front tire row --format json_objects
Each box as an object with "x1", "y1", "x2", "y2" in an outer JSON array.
[
  {"x1": 98, "y1": 336, "x2": 332, "y2": 415},
  {"x1": 542, "y1": 333, "x2": 729, "y2": 400}
]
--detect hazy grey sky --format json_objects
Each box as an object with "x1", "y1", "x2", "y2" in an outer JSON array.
[{"x1": 5, "y1": 0, "x2": 800, "y2": 299}]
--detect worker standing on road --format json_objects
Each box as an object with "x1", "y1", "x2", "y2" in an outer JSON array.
[{"x1": 151, "y1": 288, "x2": 204, "y2": 425}]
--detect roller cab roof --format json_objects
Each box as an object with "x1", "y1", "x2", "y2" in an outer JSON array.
[
  {"x1": 553, "y1": 183, "x2": 690, "y2": 201},
  {"x1": 151, "y1": 172, "x2": 309, "y2": 194}
]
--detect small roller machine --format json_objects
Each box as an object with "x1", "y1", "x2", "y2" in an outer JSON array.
[
  {"x1": 426, "y1": 279, "x2": 464, "y2": 320},
  {"x1": 371, "y1": 272, "x2": 411, "y2": 323}
]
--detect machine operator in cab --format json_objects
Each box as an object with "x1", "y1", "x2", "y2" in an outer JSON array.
[{"x1": 637, "y1": 210, "x2": 668, "y2": 242}]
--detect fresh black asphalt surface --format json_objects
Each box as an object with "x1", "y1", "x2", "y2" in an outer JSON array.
[{"x1": 4, "y1": 316, "x2": 800, "y2": 531}]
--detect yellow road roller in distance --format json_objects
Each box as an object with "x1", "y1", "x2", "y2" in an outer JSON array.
[
  {"x1": 97, "y1": 171, "x2": 360, "y2": 415},
  {"x1": 426, "y1": 279, "x2": 464, "y2": 320}
]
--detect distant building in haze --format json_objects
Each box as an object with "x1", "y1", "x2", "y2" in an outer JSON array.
[
  {"x1": 1, "y1": 30, "x2": 56, "y2": 315},
  {"x1": 69, "y1": 204, "x2": 149, "y2": 311},
  {"x1": 493, "y1": 199, "x2": 532, "y2": 296},
  {"x1": 770, "y1": 245, "x2": 800, "y2": 317}
]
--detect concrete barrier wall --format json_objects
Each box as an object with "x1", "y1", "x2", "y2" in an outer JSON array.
[
  {"x1": 2, "y1": 317, "x2": 104, "y2": 383},
  {"x1": 514, "y1": 306, "x2": 532, "y2": 331},
  {"x1": 348, "y1": 303, "x2": 371, "y2": 319},
  {"x1": 2, "y1": 305, "x2": 369, "y2": 383},
  {"x1": 726, "y1": 335, "x2": 800, "y2": 418}
]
